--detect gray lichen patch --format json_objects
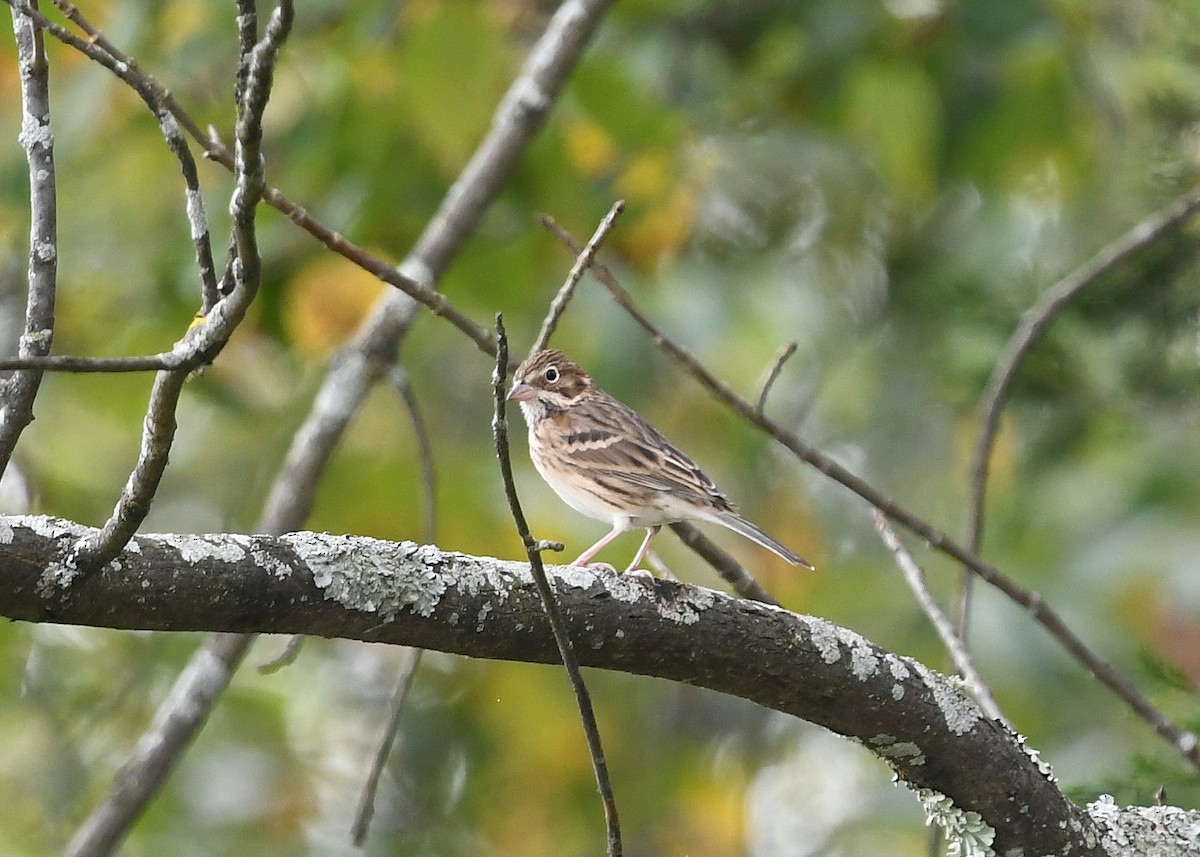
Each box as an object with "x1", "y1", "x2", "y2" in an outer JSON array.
[
  {"x1": 286, "y1": 532, "x2": 443, "y2": 621},
  {"x1": 444, "y1": 553, "x2": 526, "y2": 603},
  {"x1": 869, "y1": 734, "x2": 926, "y2": 767},
  {"x1": 159, "y1": 533, "x2": 250, "y2": 565},
  {"x1": 554, "y1": 564, "x2": 646, "y2": 604},
  {"x1": 1089, "y1": 795, "x2": 1200, "y2": 856},
  {"x1": 803, "y1": 620, "x2": 884, "y2": 679},
  {"x1": 849, "y1": 637, "x2": 880, "y2": 680},
  {"x1": 887, "y1": 655, "x2": 912, "y2": 700},
  {"x1": 654, "y1": 584, "x2": 717, "y2": 625},
  {"x1": 16, "y1": 515, "x2": 89, "y2": 541},
  {"x1": 916, "y1": 663, "x2": 982, "y2": 736},
  {"x1": 250, "y1": 544, "x2": 293, "y2": 580},
  {"x1": 917, "y1": 788, "x2": 996, "y2": 857},
  {"x1": 806, "y1": 619, "x2": 843, "y2": 665}
]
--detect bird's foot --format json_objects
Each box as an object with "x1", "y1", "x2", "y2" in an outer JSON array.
[
  {"x1": 623, "y1": 567, "x2": 656, "y2": 581},
  {"x1": 571, "y1": 559, "x2": 617, "y2": 574}
]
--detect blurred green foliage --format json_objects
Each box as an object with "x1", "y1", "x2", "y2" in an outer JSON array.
[{"x1": 1, "y1": 0, "x2": 1199, "y2": 854}]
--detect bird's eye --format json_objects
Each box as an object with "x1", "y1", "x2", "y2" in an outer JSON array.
[{"x1": 544, "y1": 366, "x2": 559, "y2": 384}]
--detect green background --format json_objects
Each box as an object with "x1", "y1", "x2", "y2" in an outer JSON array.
[{"x1": 1, "y1": 0, "x2": 1198, "y2": 854}]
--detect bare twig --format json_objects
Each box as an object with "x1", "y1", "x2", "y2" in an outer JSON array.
[
  {"x1": 14, "y1": 0, "x2": 499, "y2": 359},
  {"x1": 350, "y1": 646, "x2": 423, "y2": 846},
  {"x1": 961, "y1": 185, "x2": 1200, "y2": 635},
  {"x1": 0, "y1": 1, "x2": 57, "y2": 474},
  {"x1": 492, "y1": 315, "x2": 622, "y2": 857},
  {"x1": 532, "y1": 200, "x2": 625, "y2": 354},
  {"x1": 755, "y1": 341, "x2": 797, "y2": 416},
  {"x1": 350, "y1": 364, "x2": 437, "y2": 845},
  {"x1": 389, "y1": 365, "x2": 437, "y2": 546},
  {"x1": 64, "y1": 632, "x2": 254, "y2": 857},
  {"x1": 544, "y1": 219, "x2": 1200, "y2": 773},
  {"x1": 0, "y1": 353, "x2": 178, "y2": 372},
  {"x1": 10, "y1": 0, "x2": 222, "y2": 313},
  {"x1": 873, "y1": 510, "x2": 1008, "y2": 725},
  {"x1": 63, "y1": 3, "x2": 295, "y2": 578}
]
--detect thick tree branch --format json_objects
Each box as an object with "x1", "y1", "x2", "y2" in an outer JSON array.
[{"x1": 0, "y1": 514, "x2": 1119, "y2": 856}]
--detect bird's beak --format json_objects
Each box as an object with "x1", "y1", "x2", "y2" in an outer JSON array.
[{"x1": 506, "y1": 381, "x2": 535, "y2": 403}]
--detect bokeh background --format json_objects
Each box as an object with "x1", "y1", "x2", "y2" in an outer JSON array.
[{"x1": 1, "y1": 0, "x2": 1199, "y2": 854}]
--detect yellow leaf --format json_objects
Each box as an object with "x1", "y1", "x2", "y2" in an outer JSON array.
[
  {"x1": 563, "y1": 116, "x2": 618, "y2": 179},
  {"x1": 284, "y1": 256, "x2": 388, "y2": 356}
]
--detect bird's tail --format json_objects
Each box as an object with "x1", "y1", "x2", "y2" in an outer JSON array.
[{"x1": 711, "y1": 511, "x2": 815, "y2": 570}]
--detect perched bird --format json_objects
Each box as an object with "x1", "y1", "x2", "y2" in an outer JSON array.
[{"x1": 507, "y1": 348, "x2": 813, "y2": 572}]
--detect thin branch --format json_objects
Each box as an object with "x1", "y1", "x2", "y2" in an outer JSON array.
[
  {"x1": 532, "y1": 200, "x2": 625, "y2": 354},
  {"x1": 350, "y1": 646, "x2": 423, "y2": 847},
  {"x1": 64, "y1": 633, "x2": 254, "y2": 857},
  {"x1": 0, "y1": 353, "x2": 179, "y2": 372},
  {"x1": 0, "y1": 0, "x2": 57, "y2": 473},
  {"x1": 755, "y1": 341, "x2": 796, "y2": 416},
  {"x1": 873, "y1": 510, "x2": 1008, "y2": 726},
  {"x1": 389, "y1": 365, "x2": 437, "y2": 548},
  {"x1": 63, "y1": 2, "x2": 295, "y2": 577},
  {"x1": 10, "y1": 0, "x2": 222, "y2": 313},
  {"x1": 233, "y1": 0, "x2": 257, "y2": 106},
  {"x1": 492, "y1": 316, "x2": 622, "y2": 857},
  {"x1": 961, "y1": 185, "x2": 1200, "y2": 634},
  {"x1": 61, "y1": 368, "x2": 190, "y2": 578},
  {"x1": 350, "y1": 365, "x2": 437, "y2": 845},
  {"x1": 543, "y1": 218, "x2": 1200, "y2": 773}
]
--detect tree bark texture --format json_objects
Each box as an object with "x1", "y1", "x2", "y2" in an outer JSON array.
[{"x1": 3, "y1": 515, "x2": 1195, "y2": 855}]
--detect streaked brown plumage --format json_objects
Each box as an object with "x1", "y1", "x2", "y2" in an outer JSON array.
[{"x1": 507, "y1": 349, "x2": 813, "y2": 572}]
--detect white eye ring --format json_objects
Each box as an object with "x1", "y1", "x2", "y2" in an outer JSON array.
[{"x1": 544, "y1": 366, "x2": 559, "y2": 383}]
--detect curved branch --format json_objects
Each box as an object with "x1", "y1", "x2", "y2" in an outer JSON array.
[
  {"x1": 0, "y1": 514, "x2": 1109, "y2": 856},
  {"x1": 966, "y1": 186, "x2": 1200, "y2": 558}
]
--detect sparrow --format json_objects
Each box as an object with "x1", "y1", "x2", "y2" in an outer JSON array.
[{"x1": 507, "y1": 348, "x2": 813, "y2": 572}]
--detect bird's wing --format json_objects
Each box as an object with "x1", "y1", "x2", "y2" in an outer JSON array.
[{"x1": 560, "y1": 396, "x2": 734, "y2": 512}]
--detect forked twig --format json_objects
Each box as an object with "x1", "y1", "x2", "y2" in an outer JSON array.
[
  {"x1": 61, "y1": 1, "x2": 294, "y2": 578},
  {"x1": 492, "y1": 316, "x2": 622, "y2": 857}
]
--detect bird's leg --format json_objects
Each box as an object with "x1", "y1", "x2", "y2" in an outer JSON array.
[
  {"x1": 571, "y1": 520, "x2": 631, "y2": 567},
  {"x1": 624, "y1": 526, "x2": 661, "y2": 573}
]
